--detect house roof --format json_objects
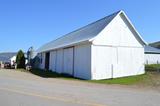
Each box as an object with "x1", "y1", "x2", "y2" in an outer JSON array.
[
  {"x1": 149, "y1": 41, "x2": 160, "y2": 49},
  {"x1": 38, "y1": 10, "x2": 146, "y2": 53},
  {"x1": 145, "y1": 46, "x2": 160, "y2": 54},
  {"x1": 0, "y1": 52, "x2": 17, "y2": 62}
]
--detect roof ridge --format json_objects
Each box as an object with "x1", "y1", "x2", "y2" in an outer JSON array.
[
  {"x1": 39, "y1": 11, "x2": 121, "y2": 48},
  {"x1": 37, "y1": 10, "x2": 122, "y2": 52}
]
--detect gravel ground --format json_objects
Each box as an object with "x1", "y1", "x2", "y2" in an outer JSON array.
[{"x1": 0, "y1": 69, "x2": 160, "y2": 106}]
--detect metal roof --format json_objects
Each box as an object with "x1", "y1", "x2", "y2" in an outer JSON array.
[
  {"x1": 37, "y1": 11, "x2": 120, "y2": 53},
  {"x1": 149, "y1": 41, "x2": 160, "y2": 49},
  {"x1": 145, "y1": 46, "x2": 160, "y2": 54},
  {"x1": 37, "y1": 10, "x2": 146, "y2": 53}
]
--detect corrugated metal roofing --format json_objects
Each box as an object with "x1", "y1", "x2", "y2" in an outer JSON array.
[
  {"x1": 149, "y1": 41, "x2": 160, "y2": 49},
  {"x1": 37, "y1": 10, "x2": 146, "y2": 53},
  {"x1": 145, "y1": 46, "x2": 160, "y2": 54},
  {"x1": 37, "y1": 11, "x2": 120, "y2": 53}
]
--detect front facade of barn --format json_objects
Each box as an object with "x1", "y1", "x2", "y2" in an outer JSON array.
[
  {"x1": 37, "y1": 11, "x2": 146, "y2": 80},
  {"x1": 145, "y1": 46, "x2": 160, "y2": 64}
]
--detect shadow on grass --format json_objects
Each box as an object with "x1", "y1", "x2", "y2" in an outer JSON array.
[
  {"x1": 29, "y1": 68, "x2": 158, "y2": 85},
  {"x1": 29, "y1": 68, "x2": 83, "y2": 80}
]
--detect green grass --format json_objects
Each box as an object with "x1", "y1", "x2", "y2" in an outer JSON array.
[
  {"x1": 145, "y1": 64, "x2": 160, "y2": 72},
  {"x1": 29, "y1": 69, "x2": 79, "y2": 80},
  {"x1": 89, "y1": 64, "x2": 160, "y2": 85},
  {"x1": 30, "y1": 68, "x2": 150, "y2": 85},
  {"x1": 88, "y1": 73, "x2": 149, "y2": 85},
  {"x1": 16, "y1": 68, "x2": 29, "y2": 72},
  {"x1": 21, "y1": 65, "x2": 160, "y2": 86}
]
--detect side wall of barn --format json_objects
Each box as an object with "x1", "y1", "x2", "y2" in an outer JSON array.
[
  {"x1": 39, "y1": 43, "x2": 92, "y2": 80},
  {"x1": 91, "y1": 45, "x2": 145, "y2": 80},
  {"x1": 145, "y1": 53, "x2": 160, "y2": 64}
]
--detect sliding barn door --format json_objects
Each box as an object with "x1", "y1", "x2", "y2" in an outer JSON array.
[{"x1": 63, "y1": 47, "x2": 74, "y2": 75}]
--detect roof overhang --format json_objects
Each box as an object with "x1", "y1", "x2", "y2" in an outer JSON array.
[{"x1": 38, "y1": 40, "x2": 91, "y2": 53}]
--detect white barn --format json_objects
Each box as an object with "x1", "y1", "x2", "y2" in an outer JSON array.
[
  {"x1": 145, "y1": 46, "x2": 160, "y2": 64},
  {"x1": 37, "y1": 10, "x2": 146, "y2": 80}
]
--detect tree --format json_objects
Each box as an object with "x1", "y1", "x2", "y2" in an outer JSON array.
[{"x1": 16, "y1": 50, "x2": 25, "y2": 68}]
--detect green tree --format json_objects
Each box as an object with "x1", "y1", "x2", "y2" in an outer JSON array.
[{"x1": 16, "y1": 50, "x2": 25, "y2": 68}]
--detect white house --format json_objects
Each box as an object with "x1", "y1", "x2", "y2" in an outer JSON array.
[
  {"x1": 10, "y1": 55, "x2": 16, "y2": 66},
  {"x1": 10, "y1": 54, "x2": 28, "y2": 65},
  {"x1": 37, "y1": 10, "x2": 146, "y2": 80},
  {"x1": 145, "y1": 46, "x2": 160, "y2": 64}
]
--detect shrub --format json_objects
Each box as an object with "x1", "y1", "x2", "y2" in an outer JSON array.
[
  {"x1": 16, "y1": 50, "x2": 25, "y2": 69},
  {"x1": 145, "y1": 64, "x2": 160, "y2": 72}
]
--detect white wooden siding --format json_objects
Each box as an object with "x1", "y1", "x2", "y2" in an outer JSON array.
[
  {"x1": 63, "y1": 47, "x2": 74, "y2": 75},
  {"x1": 93, "y1": 13, "x2": 143, "y2": 47},
  {"x1": 91, "y1": 46, "x2": 117, "y2": 79},
  {"x1": 56, "y1": 49, "x2": 63, "y2": 73},
  {"x1": 145, "y1": 54, "x2": 160, "y2": 64},
  {"x1": 74, "y1": 44, "x2": 91, "y2": 80},
  {"x1": 113, "y1": 47, "x2": 144, "y2": 78},
  {"x1": 49, "y1": 51, "x2": 57, "y2": 71},
  {"x1": 92, "y1": 45, "x2": 144, "y2": 80}
]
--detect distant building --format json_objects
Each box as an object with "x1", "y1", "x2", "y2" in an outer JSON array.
[
  {"x1": 10, "y1": 55, "x2": 16, "y2": 66},
  {"x1": 0, "y1": 52, "x2": 28, "y2": 67},
  {"x1": 0, "y1": 52, "x2": 17, "y2": 63},
  {"x1": 145, "y1": 46, "x2": 160, "y2": 64}
]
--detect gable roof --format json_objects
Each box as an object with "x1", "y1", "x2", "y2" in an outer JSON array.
[
  {"x1": 38, "y1": 10, "x2": 146, "y2": 53},
  {"x1": 145, "y1": 46, "x2": 160, "y2": 54}
]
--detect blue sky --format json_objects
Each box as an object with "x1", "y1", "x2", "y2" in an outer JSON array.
[{"x1": 0, "y1": 0, "x2": 159, "y2": 52}]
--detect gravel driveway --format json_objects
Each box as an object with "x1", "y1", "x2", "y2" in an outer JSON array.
[{"x1": 0, "y1": 69, "x2": 160, "y2": 106}]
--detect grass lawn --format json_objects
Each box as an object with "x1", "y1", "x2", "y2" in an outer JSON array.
[
  {"x1": 29, "y1": 69, "x2": 79, "y2": 80},
  {"x1": 88, "y1": 73, "x2": 149, "y2": 85},
  {"x1": 16, "y1": 64, "x2": 160, "y2": 86},
  {"x1": 29, "y1": 68, "x2": 160, "y2": 86}
]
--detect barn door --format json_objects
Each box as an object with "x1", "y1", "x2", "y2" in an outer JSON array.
[
  {"x1": 49, "y1": 51, "x2": 57, "y2": 71},
  {"x1": 45, "y1": 52, "x2": 50, "y2": 70},
  {"x1": 63, "y1": 47, "x2": 74, "y2": 75}
]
